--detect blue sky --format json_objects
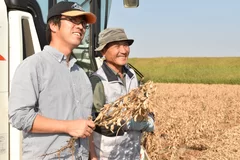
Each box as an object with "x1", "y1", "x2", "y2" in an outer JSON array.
[{"x1": 107, "y1": 0, "x2": 240, "y2": 58}]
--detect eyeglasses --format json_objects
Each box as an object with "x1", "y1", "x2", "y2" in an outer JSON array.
[{"x1": 60, "y1": 17, "x2": 89, "y2": 29}]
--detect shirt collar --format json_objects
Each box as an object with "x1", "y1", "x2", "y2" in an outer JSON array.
[
  {"x1": 102, "y1": 61, "x2": 134, "y2": 82},
  {"x1": 43, "y1": 45, "x2": 77, "y2": 64}
]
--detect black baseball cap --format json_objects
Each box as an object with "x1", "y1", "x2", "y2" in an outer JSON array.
[{"x1": 47, "y1": 1, "x2": 96, "y2": 24}]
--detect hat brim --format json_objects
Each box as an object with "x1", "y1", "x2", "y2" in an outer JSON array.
[
  {"x1": 95, "y1": 39, "x2": 134, "y2": 51},
  {"x1": 62, "y1": 10, "x2": 96, "y2": 24}
]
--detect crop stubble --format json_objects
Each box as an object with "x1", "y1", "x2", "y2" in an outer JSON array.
[{"x1": 150, "y1": 83, "x2": 240, "y2": 160}]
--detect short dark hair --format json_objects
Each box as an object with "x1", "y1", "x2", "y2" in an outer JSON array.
[{"x1": 45, "y1": 16, "x2": 61, "y2": 44}]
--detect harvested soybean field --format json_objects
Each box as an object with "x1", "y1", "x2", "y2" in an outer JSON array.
[{"x1": 145, "y1": 83, "x2": 240, "y2": 160}]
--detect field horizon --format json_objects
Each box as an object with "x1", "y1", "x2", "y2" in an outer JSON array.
[{"x1": 128, "y1": 57, "x2": 240, "y2": 85}]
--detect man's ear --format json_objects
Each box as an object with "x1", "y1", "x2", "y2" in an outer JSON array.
[{"x1": 49, "y1": 22, "x2": 59, "y2": 33}]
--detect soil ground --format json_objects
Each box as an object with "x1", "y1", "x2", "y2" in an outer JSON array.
[{"x1": 146, "y1": 83, "x2": 240, "y2": 160}]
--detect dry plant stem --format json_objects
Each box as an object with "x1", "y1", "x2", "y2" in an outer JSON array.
[
  {"x1": 142, "y1": 132, "x2": 161, "y2": 160},
  {"x1": 41, "y1": 136, "x2": 77, "y2": 160},
  {"x1": 94, "y1": 81, "x2": 156, "y2": 133}
]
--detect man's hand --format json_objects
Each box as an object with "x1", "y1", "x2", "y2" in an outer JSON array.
[
  {"x1": 66, "y1": 119, "x2": 95, "y2": 138},
  {"x1": 125, "y1": 116, "x2": 154, "y2": 132}
]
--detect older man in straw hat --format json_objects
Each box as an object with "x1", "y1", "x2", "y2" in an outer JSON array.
[
  {"x1": 9, "y1": 1, "x2": 96, "y2": 159},
  {"x1": 89, "y1": 28, "x2": 154, "y2": 160}
]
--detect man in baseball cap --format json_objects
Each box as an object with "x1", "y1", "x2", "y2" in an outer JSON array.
[{"x1": 8, "y1": 1, "x2": 97, "y2": 159}]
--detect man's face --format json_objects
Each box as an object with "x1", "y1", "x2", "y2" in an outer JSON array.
[
  {"x1": 102, "y1": 41, "x2": 130, "y2": 68},
  {"x1": 55, "y1": 16, "x2": 88, "y2": 48}
]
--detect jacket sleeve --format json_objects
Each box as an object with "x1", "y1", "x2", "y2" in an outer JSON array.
[{"x1": 89, "y1": 75, "x2": 105, "y2": 118}]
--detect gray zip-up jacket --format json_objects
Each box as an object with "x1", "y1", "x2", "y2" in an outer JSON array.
[{"x1": 91, "y1": 62, "x2": 142, "y2": 160}]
